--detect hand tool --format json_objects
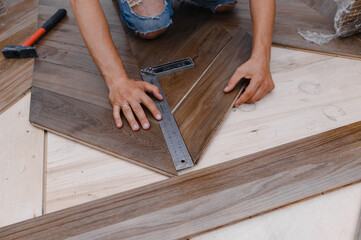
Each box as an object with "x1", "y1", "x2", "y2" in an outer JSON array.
[
  {"x1": 141, "y1": 58, "x2": 195, "y2": 171},
  {"x1": 2, "y1": 8, "x2": 67, "y2": 59}
]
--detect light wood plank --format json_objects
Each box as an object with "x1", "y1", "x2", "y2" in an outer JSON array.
[
  {"x1": 1, "y1": 120, "x2": 361, "y2": 239},
  {"x1": 193, "y1": 182, "x2": 361, "y2": 240},
  {"x1": 0, "y1": 93, "x2": 44, "y2": 227},
  {"x1": 45, "y1": 133, "x2": 167, "y2": 213}
]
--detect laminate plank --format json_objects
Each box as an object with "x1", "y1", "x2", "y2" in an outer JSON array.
[
  {"x1": 1, "y1": 121, "x2": 361, "y2": 239},
  {"x1": 158, "y1": 20, "x2": 232, "y2": 110},
  {"x1": 0, "y1": 93, "x2": 44, "y2": 227},
  {"x1": 173, "y1": 29, "x2": 252, "y2": 162},
  {"x1": 0, "y1": 0, "x2": 38, "y2": 113},
  {"x1": 121, "y1": 0, "x2": 214, "y2": 69},
  {"x1": 30, "y1": 86, "x2": 176, "y2": 176},
  {"x1": 32, "y1": 61, "x2": 112, "y2": 110}
]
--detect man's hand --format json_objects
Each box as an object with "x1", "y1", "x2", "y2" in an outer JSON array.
[
  {"x1": 224, "y1": 56, "x2": 274, "y2": 106},
  {"x1": 109, "y1": 77, "x2": 163, "y2": 131}
]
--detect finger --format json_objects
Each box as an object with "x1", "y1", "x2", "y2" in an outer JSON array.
[
  {"x1": 130, "y1": 102, "x2": 150, "y2": 130},
  {"x1": 143, "y1": 82, "x2": 163, "y2": 100},
  {"x1": 122, "y1": 104, "x2": 139, "y2": 131},
  {"x1": 235, "y1": 77, "x2": 261, "y2": 106},
  {"x1": 224, "y1": 67, "x2": 245, "y2": 93},
  {"x1": 141, "y1": 95, "x2": 162, "y2": 120},
  {"x1": 247, "y1": 86, "x2": 266, "y2": 103},
  {"x1": 113, "y1": 104, "x2": 123, "y2": 128}
]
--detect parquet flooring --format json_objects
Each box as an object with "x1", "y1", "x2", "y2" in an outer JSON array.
[{"x1": 30, "y1": 0, "x2": 252, "y2": 175}]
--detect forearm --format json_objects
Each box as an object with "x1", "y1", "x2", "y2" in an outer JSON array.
[
  {"x1": 249, "y1": 0, "x2": 275, "y2": 62},
  {"x1": 70, "y1": 0, "x2": 127, "y2": 87}
]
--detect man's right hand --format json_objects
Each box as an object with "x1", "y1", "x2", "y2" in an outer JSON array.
[{"x1": 109, "y1": 77, "x2": 163, "y2": 131}]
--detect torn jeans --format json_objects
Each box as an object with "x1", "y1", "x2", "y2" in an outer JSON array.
[{"x1": 118, "y1": 0, "x2": 236, "y2": 35}]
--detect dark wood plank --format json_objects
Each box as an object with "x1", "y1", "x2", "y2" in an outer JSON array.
[
  {"x1": 30, "y1": 86, "x2": 176, "y2": 176},
  {"x1": 1, "y1": 121, "x2": 361, "y2": 239},
  {"x1": 122, "y1": 0, "x2": 214, "y2": 69},
  {"x1": 0, "y1": 0, "x2": 38, "y2": 113},
  {"x1": 173, "y1": 29, "x2": 252, "y2": 162},
  {"x1": 32, "y1": 61, "x2": 111, "y2": 110},
  {"x1": 30, "y1": 0, "x2": 178, "y2": 176},
  {"x1": 158, "y1": 20, "x2": 232, "y2": 110}
]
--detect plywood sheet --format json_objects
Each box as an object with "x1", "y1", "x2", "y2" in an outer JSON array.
[
  {"x1": 0, "y1": 93, "x2": 44, "y2": 227},
  {"x1": 0, "y1": 0, "x2": 38, "y2": 114},
  {"x1": 1, "y1": 121, "x2": 361, "y2": 239}
]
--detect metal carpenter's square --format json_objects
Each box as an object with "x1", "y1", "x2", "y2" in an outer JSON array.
[{"x1": 141, "y1": 58, "x2": 195, "y2": 171}]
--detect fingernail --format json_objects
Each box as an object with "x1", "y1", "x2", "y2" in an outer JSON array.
[
  {"x1": 117, "y1": 122, "x2": 121, "y2": 128},
  {"x1": 156, "y1": 114, "x2": 161, "y2": 120},
  {"x1": 143, "y1": 123, "x2": 149, "y2": 129},
  {"x1": 224, "y1": 86, "x2": 230, "y2": 91},
  {"x1": 133, "y1": 124, "x2": 139, "y2": 130}
]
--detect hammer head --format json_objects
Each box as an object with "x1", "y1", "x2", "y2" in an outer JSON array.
[{"x1": 2, "y1": 45, "x2": 38, "y2": 59}]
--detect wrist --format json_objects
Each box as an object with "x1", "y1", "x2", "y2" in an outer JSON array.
[{"x1": 251, "y1": 45, "x2": 271, "y2": 63}]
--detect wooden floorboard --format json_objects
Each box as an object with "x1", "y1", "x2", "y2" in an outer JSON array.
[
  {"x1": 0, "y1": 93, "x2": 44, "y2": 227},
  {"x1": 0, "y1": 0, "x2": 38, "y2": 113},
  {"x1": 173, "y1": 29, "x2": 252, "y2": 162},
  {"x1": 30, "y1": 0, "x2": 180, "y2": 175},
  {"x1": 1, "y1": 121, "x2": 361, "y2": 239},
  {"x1": 30, "y1": 86, "x2": 176, "y2": 175}
]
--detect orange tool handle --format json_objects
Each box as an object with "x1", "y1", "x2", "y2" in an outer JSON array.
[
  {"x1": 22, "y1": 28, "x2": 46, "y2": 47},
  {"x1": 21, "y1": 9, "x2": 67, "y2": 47}
]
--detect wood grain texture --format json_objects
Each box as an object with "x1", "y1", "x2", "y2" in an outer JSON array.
[
  {"x1": 216, "y1": 0, "x2": 361, "y2": 58},
  {"x1": 30, "y1": 87, "x2": 176, "y2": 175},
  {"x1": 0, "y1": 93, "x2": 44, "y2": 227},
  {"x1": 45, "y1": 133, "x2": 167, "y2": 213},
  {"x1": 193, "y1": 182, "x2": 361, "y2": 240},
  {"x1": 0, "y1": 0, "x2": 38, "y2": 113},
  {"x1": 158, "y1": 20, "x2": 232, "y2": 110},
  {"x1": 44, "y1": 47, "x2": 361, "y2": 215},
  {"x1": 1, "y1": 121, "x2": 361, "y2": 239},
  {"x1": 30, "y1": 0, "x2": 178, "y2": 175},
  {"x1": 173, "y1": 29, "x2": 252, "y2": 162}
]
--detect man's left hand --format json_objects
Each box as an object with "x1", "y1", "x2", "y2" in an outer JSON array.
[{"x1": 224, "y1": 56, "x2": 275, "y2": 106}]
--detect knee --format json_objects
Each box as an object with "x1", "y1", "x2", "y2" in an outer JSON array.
[
  {"x1": 120, "y1": 0, "x2": 172, "y2": 39},
  {"x1": 139, "y1": 26, "x2": 169, "y2": 39},
  {"x1": 215, "y1": 0, "x2": 237, "y2": 13}
]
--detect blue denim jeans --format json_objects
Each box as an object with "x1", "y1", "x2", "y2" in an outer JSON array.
[{"x1": 118, "y1": 0, "x2": 236, "y2": 35}]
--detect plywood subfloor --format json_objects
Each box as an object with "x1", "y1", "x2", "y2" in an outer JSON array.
[
  {"x1": 0, "y1": 0, "x2": 38, "y2": 114},
  {"x1": 29, "y1": 0, "x2": 252, "y2": 175},
  {"x1": 0, "y1": 93, "x2": 44, "y2": 227},
  {"x1": 42, "y1": 47, "x2": 361, "y2": 224}
]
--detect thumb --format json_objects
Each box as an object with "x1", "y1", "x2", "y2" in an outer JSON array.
[{"x1": 224, "y1": 67, "x2": 246, "y2": 93}]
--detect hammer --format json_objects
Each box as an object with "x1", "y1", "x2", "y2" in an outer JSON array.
[{"x1": 2, "y1": 8, "x2": 67, "y2": 59}]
